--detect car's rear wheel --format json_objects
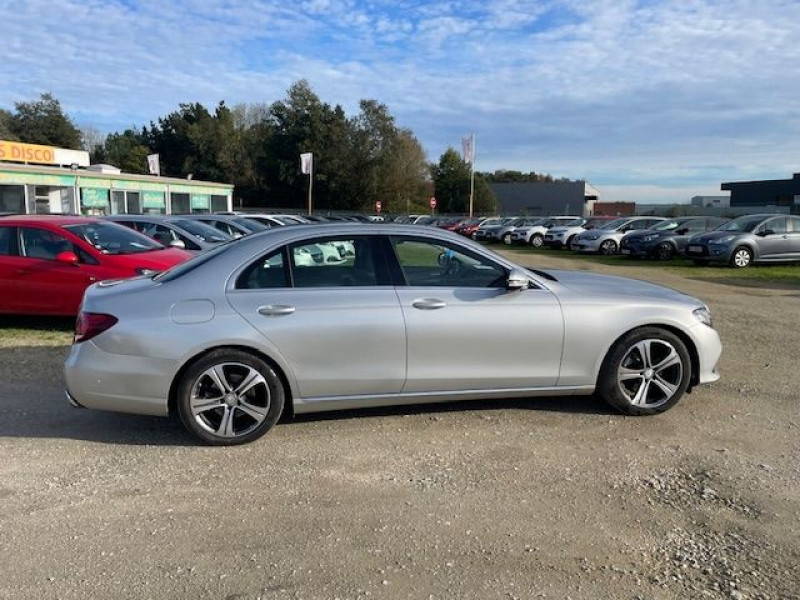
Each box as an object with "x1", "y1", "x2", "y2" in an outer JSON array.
[
  {"x1": 599, "y1": 239, "x2": 618, "y2": 255},
  {"x1": 177, "y1": 349, "x2": 285, "y2": 445},
  {"x1": 656, "y1": 242, "x2": 674, "y2": 261},
  {"x1": 530, "y1": 233, "x2": 544, "y2": 247},
  {"x1": 730, "y1": 246, "x2": 753, "y2": 269},
  {"x1": 597, "y1": 327, "x2": 691, "y2": 416}
]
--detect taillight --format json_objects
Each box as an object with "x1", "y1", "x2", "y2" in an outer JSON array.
[{"x1": 74, "y1": 312, "x2": 118, "y2": 344}]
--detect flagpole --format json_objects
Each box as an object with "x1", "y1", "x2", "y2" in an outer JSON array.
[
  {"x1": 307, "y1": 160, "x2": 313, "y2": 216},
  {"x1": 469, "y1": 134, "x2": 475, "y2": 218}
]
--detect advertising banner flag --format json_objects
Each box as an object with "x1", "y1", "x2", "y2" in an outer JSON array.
[
  {"x1": 461, "y1": 134, "x2": 475, "y2": 165},
  {"x1": 300, "y1": 152, "x2": 313, "y2": 175},
  {"x1": 146, "y1": 153, "x2": 160, "y2": 176}
]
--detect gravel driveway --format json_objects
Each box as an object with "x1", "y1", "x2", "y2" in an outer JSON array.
[{"x1": 0, "y1": 252, "x2": 798, "y2": 600}]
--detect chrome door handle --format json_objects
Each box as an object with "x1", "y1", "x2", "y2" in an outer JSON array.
[
  {"x1": 412, "y1": 298, "x2": 447, "y2": 310},
  {"x1": 258, "y1": 304, "x2": 296, "y2": 316}
]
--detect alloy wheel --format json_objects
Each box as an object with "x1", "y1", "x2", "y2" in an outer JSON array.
[
  {"x1": 600, "y1": 239, "x2": 617, "y2": 255},
  {"x1": 531, "y1": 234, "x2": 544, "y2": 247},
  {"x1": 189, "y1": 363, "x2": 271, "y2": 438},
  {"x1": 617, "y1": 339, "x2": 683, "y2": 409}
]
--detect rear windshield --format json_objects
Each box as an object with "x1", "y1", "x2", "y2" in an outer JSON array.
[
  {"x1": 64, "y1": 222, "x2": 164, "y2": 255},
  {"x1": 154, "y1": 241, "x2": 235, "y2": 282},
  {"x1": 234, "y1": 218, "x2": 268, "y2": 232},
  {"x1": 172, "y1": 219, "x2": 232, "y2": 243}
]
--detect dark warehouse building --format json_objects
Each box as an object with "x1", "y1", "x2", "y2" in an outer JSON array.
[{"x1": 721, "y1": 172, "x2": 800, "y2": 215}]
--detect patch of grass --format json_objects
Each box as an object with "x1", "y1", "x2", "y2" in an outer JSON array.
[
  {"x1": 0, "y1": 316, "x2": 74, "y2": 347},
  {"x1": 502, "y1": 245, "x2": 800, "y2": 288}
]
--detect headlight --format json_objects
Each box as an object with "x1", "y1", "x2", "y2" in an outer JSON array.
[
  {"x1": 693, "y1": 305, "x2": 713, "y2": 328},
  {"x1": 554, "y1": 232, "x2": 564, "y2": 238},
  {"x1": 584, "y1": 234, "x2": 600, "y2": 240},
  {"x1": 709, "y1": 235, "x2": 736, "y2": 245},
  {"x1": 642, "y1": 234, "x2": 659, "y2": 242}
]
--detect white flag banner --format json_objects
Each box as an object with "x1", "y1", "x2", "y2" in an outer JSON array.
[
  {"x1": 146, "y1": 153, "x2": 160, "y2": 176},
  {"x1": 461, "y1": 134, "x2": 475, "y2": 165},
  {"x1": 300, "y1": 152, "x2": 313, "y2": 175}
]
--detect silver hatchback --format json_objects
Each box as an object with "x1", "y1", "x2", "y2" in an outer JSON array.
[{"x1": 65, "y1": 224, "x2": 722, "y2": 445}]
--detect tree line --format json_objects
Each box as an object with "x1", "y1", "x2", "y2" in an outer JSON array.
[{"x1": 0, "y1": 84, "x2": 516, "y2": 214}]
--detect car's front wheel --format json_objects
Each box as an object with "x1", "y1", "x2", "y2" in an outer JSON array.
[
  {"x1": 599, "y1": 239, "x2": 618, "y2": 255},
  {"x1": 656, "y1": 242, "x2": 674, "y2": 261},
  {"x1": 177, "y1": 349, "x2": 285, "y2": 445},
  {"x1": 530, "y1": 233, "x2": 544, "y2": 247},
  {"x1": 730, "y1": 246, "x2": 753, "y2": 269},
  {"x1": 597, "y1": 327, "x2": 691, "y2": 416}
]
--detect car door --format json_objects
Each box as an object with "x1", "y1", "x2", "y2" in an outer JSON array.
[
  {"x1": 754, "y1": 218, "x2": 791, "y2": 259},
  {"x1": 787, "y1": 217, "x2": 800, "y2": 257},
  {"x1": 388, "y1": 235, "x2": 564, "y2": 393},
  {"x1": 226, "y1": 235, "x2": 407, "y2": 399},
  {"x1": 0, "y1": 225, "x2": 21, "y2": 312},
  {"x1": 13, "y1": 226, "x2": 108, "y2": 315}
]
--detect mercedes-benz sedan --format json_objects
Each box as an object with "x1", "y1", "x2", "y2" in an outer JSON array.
[{"x1": 65, "y1": 224, "x2": 722, "y2": 445}]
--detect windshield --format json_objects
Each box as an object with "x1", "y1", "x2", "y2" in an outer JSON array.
[
  {"x1": 273, "y1": 216, "x2": 302, "y2": 225},
  {"x1": 481, "y1": 218, "x2": 501, "y2": 226},
  {"x1": 597, "y1": 218, "x2": 629, "y2": 230},
  {"x1": 565, "y1": 218, "x2": 584, "y2": 227},
  {"x1": 172, "y1": 220, "x2": 232, "y2": 243},
  {"x1": 652, "y1": 220, "x2": 683, "y2": 231},
  {"x1": 716, "y1": 216, "x2": 765, "y2": 232},
  {"x1": 64, "y1": 222, "x2": 164, "y2": 255},
  {"x1": 233, "y1": 217, "x2": 268, "y2": 232}
]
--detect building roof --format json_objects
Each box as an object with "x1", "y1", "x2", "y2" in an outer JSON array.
[{"x1": 0, "y1": 162, "x2": 233, "y2": 190}]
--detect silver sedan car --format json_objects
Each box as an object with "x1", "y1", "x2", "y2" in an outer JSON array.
[{"x1": 65, "y1": 224, "x2": 722, "y2": 445}]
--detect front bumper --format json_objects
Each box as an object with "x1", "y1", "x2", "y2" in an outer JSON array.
[
  {"x1": 544, "y1": 235, "x2": 566, "y2": 247},
  {"x1": 571, "y1": 238, "x2": 604, "y2": 252},
  {"x1": 684, "y1": 243, "x2": 733, "y2": 262},
  {"x1": 64, "y1": 340, "x2": 176, "y2": 417},
  {"x1": 689, "y1": 322, "x2": 723, "y2": 386},
  {"x1": 619, "y1": 240, "x2": 657, "y2": 257}
]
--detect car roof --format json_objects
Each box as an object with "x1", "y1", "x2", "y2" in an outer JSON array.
[{"x1": 0, "y1": 214, "x2": 104, "y2": 227}]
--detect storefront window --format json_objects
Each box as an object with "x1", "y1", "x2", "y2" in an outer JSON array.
[
  {"x1": 111, "y1": 191, "x2": 126, "y2": 214},
  {"x1": 211, "y1": 195, "x2": 228, "y2": 213},
  {"x1": 142, "y1": 191, "x2": 166, "y2": 215},
  {"x1": 81, "y1": 187, "x2": 111, "y2": 216},
  {"x1": 170, "y1": 193, "x2": 190, "y2": 214},
  {"x1": 0, "y1": 185, "x2": 25, "y2": 213},
  {"x1": 127, "y1": 192, "x2": 141, "y2": 214}
]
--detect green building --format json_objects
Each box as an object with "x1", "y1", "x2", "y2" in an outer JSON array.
[{"x1": 0, "y1": 140, "x2": 233, "y2": 216}]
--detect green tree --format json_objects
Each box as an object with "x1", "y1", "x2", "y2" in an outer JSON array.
[
  {"x1": 9, "y1": 93, "x2": 81, "y2": 148},
  {"x1": 98, "y1": 129, "x2": 151, "y2": 174},
  {"x1": 431, "y1": 148, "x2": 471, "y2": 213},
  {"x1": 0, "y1": 109, "x2": 17, "y2": 141}
]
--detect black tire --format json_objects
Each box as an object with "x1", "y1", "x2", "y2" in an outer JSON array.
[
  {"x1": 656, "y1": 242, "x2": 675, "y2": 261},
  {"x1": 730, "y1": 246, "x2": 753, "y2": 269},
  {"x1": 530, "y1": 233, "x2": 544, "y2": 248},
  {"x1": 564, "y1": 235, "x2": 576, "y2": 249},
  {"x1": 597, "y1": 327, "x2": 691, "y2": 416},
  {"x1": 599, "y1": 239, "x2": 618, "y2": 255},
  {"x1": 177, "y1": 349, "x2": 285, "y2": 445}
]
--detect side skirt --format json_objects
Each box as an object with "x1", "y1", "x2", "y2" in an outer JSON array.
[{"x1": 293, "y1": 385, "x2": 595, "y2": 415}]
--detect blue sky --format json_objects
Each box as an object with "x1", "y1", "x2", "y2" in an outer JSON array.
[{"x1": 1, "y1": 0, "x2": 798, "y2": 203}]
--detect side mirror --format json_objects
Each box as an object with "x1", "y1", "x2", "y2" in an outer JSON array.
[
  {"x1": 55, "y1": 251, "x2": 79, "y2": 266},
  {"x1": 506, "y1": 268, "x2": 530, "y2": 291},
  {"x1": 169, "y1": 239, "x2": 186, "y2": 249},
  {"x1": 675, "y1": 228, "x2": 688, "y2": 235}
]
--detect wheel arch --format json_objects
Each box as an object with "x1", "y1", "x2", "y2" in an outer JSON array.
[{"x1": 167, "y1": 344, "x2": 295, "y2": 420}]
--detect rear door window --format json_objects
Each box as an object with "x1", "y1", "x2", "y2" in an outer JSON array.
[
  {"x1": 236, "y1": 250, "x2": 288, "y2": 289},
  {"x1": 18, "y1": 227, "x2": 72, "y2": 260},
  {"x1": 289, "y1": 237, "x2": 386, "y2": 288}
]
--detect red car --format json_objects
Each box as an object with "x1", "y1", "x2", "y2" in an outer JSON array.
[
  {"x1": 0, "y1": 215, "x2": 192, "y2": 316},
  {"x1": 455, "y1": 217, "x2": 487, "y2": 237}
]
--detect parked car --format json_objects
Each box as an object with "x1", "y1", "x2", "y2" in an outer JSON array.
[
  {"x1": 509, "y1": 216, "x2": 581, "y2": 247},
  {"x1": 473, "y1": 217, "x2": 518, "y2": 241},
  {"x1": 435, "y1": 218, "x2": 463, "y2": 231},
  {"x1": 453, "y1": 217, "x2": 485, "y2": 237},
  {"x1": 570, "y1": 217, "x2": 666, "y2": 255},
  {"x1": 0, "y1": 216, "x2": 190, "y2": 316},
  {"x1": 483, "y1": 217, "x2": 547, "y2": 244},
  {"x1": 620, "y1": 217, "x2": 729, "y2": 260},
  {"x1": 105, "y1": 215, "x2": 232, "y2": 252},
  {"x1": 65, "y1": 223, "x2": 722, "y2": 445},
  {"x1": 544, "y1": 217, "x2": 616, "y2": 249},
  {"x1": 684, "y1": 214, "x2": 800, "y2": 268},
  {"x1": 180, "y1": 214, "x2": 268, "y2": 238}
]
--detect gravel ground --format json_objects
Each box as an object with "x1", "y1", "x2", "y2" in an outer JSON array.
[{"x1": 0, "y1": 251, "x2": 798, "y2": 600}]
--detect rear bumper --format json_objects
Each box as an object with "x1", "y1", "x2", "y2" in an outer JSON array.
[{"x1": 64, "y1": 341, "x2": 175, "y2": 417}]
